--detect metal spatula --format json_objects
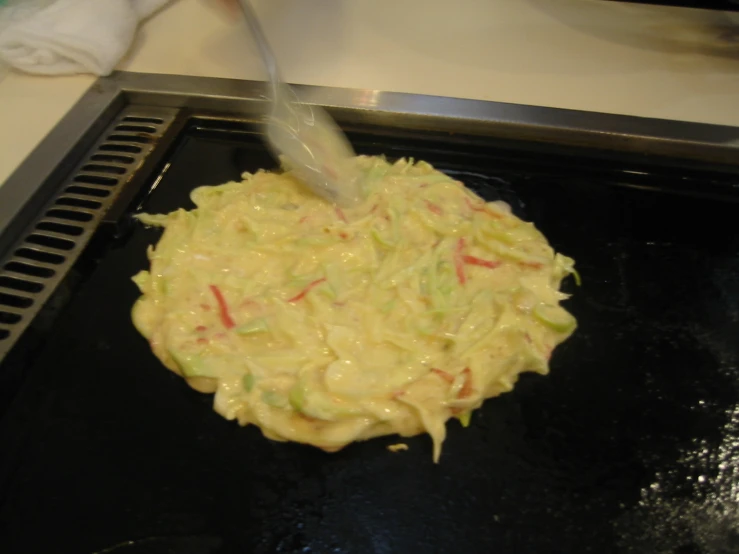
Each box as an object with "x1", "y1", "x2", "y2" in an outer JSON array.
[{"x1": 236, "y1": 0, "x2": 363, "y2": 207}]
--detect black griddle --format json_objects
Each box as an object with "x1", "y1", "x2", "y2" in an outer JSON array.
[
  {"x1": 1, "y1": 107, "x2": 739, "y2": 554},
  {"x1": 608, "y1": 0, "x2": 739, "y2": 11}
]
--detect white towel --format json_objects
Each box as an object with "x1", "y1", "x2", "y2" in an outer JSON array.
[{"x1": 0, "y1": 0, "x2": 172, "y2": 76}]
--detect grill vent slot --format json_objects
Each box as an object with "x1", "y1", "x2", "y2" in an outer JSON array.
[
  {"x1": 123, "y1": 116, "x2": 163, "y2": 124},
  {"x1": 114, "y1": 124, "x2": 157, "y2": 134},
  {"x1": 99, "y1": 144, "x2": 142, "y2": 154},
  {"x1": 46, "y1": 209, "x2": 94, "y2": 223},
  {"x1": 14, "y1": 248, "x2": 66, "y2": 265},
  {"x1": 4, "y1": 262, "x2": 55, "y2": 278},
  {"x1": 0, "y1": 311, "x2": 21, "y2": 325},
  {"x1": 36, "y1": 221, "x2": 84, "y2": 237},
  {"x1": 73, "y1": 175, "x2": 118, "y2": 187},
  {"x1": 25, "y1": 234, "x2": 76, "y2": 251},
  {"x1": 90, "y1": 154, "x2": 134, "y2": 164},
  {"x1": 81, "y1": 164, "x2": 126, "y2": 175},
  {"x1": 107, "y1": 134, "x2": 151, "y2": 144},
  {"x1": 0, "y1": 291, "x2": 33, "y2": 309},
  {"x1": 64, "y1": 186, "x2": 110, "y2": 198},
  {"x1": 55, "y1": 197, "x2": 102, "y2": 209},
  {"x1": 0, "y1": 108, "x2": 175, "y2": 351},
  {"x1": 0, "y1": 276, "x2": 43, "y2": 294}
]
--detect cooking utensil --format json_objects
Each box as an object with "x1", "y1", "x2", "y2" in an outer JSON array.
[{"x1": 236, "y1": 0, "x2": 363, "y2": 207}]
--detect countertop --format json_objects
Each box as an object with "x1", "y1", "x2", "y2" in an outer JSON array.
[{"x1": 0, "y1": 0, "x2": 738, "y2": 189}]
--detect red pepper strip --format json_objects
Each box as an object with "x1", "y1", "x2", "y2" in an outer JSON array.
[
  {"x1": 454, "y1": 238, "x2": 466, "y2": 285},
  {"x1": 335, "y1": 207, "x2": 347, "y2": 223},
  {"x1": 464, "y1": 197, "x2": 503, "y2": 219},
  {"x1": 462, "y1": 255, "x2": 501, "y2": 269},
  {"x1": 431, "y1": 368, "x2": 455, "y2": 384},
  {"x1": 195, "y1": 325, "x2": 208, "y2": 332},
  {"x1": 287, "y1": 278, "x2": 327, "y2": 303},
  {"x1": 425, "y1": 200, "x2": 443, "y2": 215},
  {"x1": 209, "y1": 285, "x2": 235, "y2": 329},
  {"x1": 458, "y1": 367, "x2": 474, "y2": 399}
]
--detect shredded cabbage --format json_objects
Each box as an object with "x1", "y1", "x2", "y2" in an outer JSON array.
[{"x1": 131, "y1": 156, "x2": 578, "y2": 462}]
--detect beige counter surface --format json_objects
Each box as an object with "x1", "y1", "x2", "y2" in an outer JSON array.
[{"x1": 1, "y1": 0, "x2": 738, "y2": 188}]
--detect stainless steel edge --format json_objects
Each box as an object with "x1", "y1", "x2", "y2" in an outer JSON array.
[
  {"x1": 112, "y1": 71, "x2": 739, "y2": 166},
  {"x1": 118, "y1": 71, "x2": 270, "y2": 114},
  {"x1": 0, "y1": 78, "x2": 125, "y2": 253}
]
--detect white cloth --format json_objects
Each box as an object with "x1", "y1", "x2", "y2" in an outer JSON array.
[{"x1": 0, "y1": 0, "x2": 171, "y2": 76}]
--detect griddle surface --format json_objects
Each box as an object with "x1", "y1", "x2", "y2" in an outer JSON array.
[{"x1": 1, "y1": 120, "x2": 739, "y2": 554}]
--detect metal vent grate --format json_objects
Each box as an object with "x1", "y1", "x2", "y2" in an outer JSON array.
[{"x1": 0, "y1": 107, "x2": 177, "y2": 359}]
